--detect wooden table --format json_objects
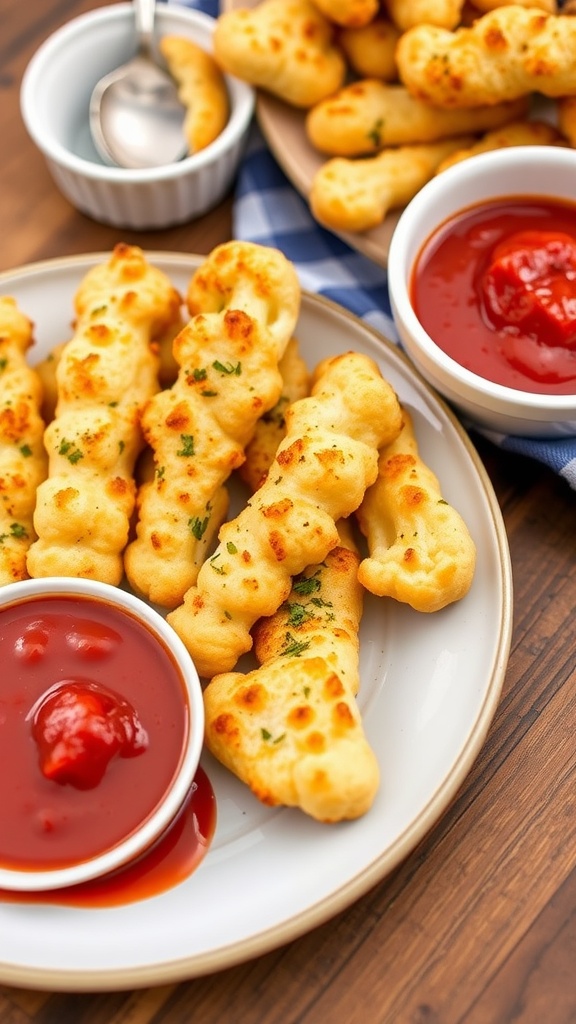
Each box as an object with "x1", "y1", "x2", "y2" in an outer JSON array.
[{"x1": 1, "y1": 1, "x2": 575, "y2": 1021}]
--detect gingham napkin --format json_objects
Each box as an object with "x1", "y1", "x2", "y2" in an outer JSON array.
[{"x1": 177, "y1": 0, "x2": 576, "y2": 491}]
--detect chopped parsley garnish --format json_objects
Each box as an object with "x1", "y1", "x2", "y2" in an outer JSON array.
[
  {"x1": 176, "y1": 434, "x2": 195, "y2": 457},
  {"x1": 293, "y1": 574, "x2": 321, "y2": 596},
  {"x1": 213, "y1": 360, "x2": 241, "y2": 376},
  {"x1": 281, "y1": 632, "x2": 311, "y2": 658},
  {"x1": 189, "y1": 514, "x2": 209, "y2": 540},
  {"x1": 285, "y1": 602, "x2": 314, "y2": 628},
  {"x1": 58, "y1": 438, "x2": 83, "y2": 464}
]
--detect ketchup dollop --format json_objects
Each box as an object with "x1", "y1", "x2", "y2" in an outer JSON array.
[
  {"x1": 31, "y1": 679, "x2": 148, "y2": 790},
  {"x1": 482, "y1": 230, "x2": 576, "y2": 346},
  {"x1": 412, "y1": 197, "x2": 576, "y2": 394}
]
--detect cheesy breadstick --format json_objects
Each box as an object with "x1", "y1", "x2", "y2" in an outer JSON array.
[
  {"x1": 213, "y1": 0, "x2": 347, "y2": 107},
  {"x1": 204, "y1": 519, "x2": 380, "y2": 821},
  {"x1": 26, "y1": 244, "x2": 182, "y2": 584},
  {"x1": 306, "y1": 81, "x2": 528, "y2": 157},
  {"x1": 396, "y1": 7, "x2": 576, "y2": 108},
  {"x1": 310, "y1": 136, "x2": 476, "y2": 233},
  {"x1": 356, "y1": 410, "x2": 476, "y2": 612},
  {"x1": 167, "y1": 351, "x2": 403, "y2": 678},
  {"x1": 0, "y1": 298, "x2": 47, "y2": 585},
  {"x1": 124, "y1": 241, "x2": 301, "y2": 608}
]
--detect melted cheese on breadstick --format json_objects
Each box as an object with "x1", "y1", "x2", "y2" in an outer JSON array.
[
  {"x1": 204, "y1": 520, "x2": 379, "y2": 821},
  {"x1": 26, "y1": 244, "x2": 182, "y2": 584},
  {"x1": 167, "y1": 351, "x2": 403, "y2": 678},
  {"x1": 124, "y1": 241, "x2": 301, "y2": 608},
  {"x1": 0, "y1": 298, "x2": 47, "y2": 585}
]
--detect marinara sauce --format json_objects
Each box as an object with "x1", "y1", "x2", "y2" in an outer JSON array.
[
  {"x1": 0, "y1": 594, "x2": 192, "y2": 872},
  {"x1": 411, "y1": 196, "x2": 576, "y2": 395}
]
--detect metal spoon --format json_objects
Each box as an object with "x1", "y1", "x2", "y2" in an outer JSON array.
[{"x1": 89, "y1": 0, "x2": 187, "y2": 169}]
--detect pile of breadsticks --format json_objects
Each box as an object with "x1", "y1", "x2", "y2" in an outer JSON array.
[
  {"x1": 213, "y1": 0, "x2": 575, "y2": 232},
  {"x1": 0, "y1": 240, "x2": 476, "y2": 823}
]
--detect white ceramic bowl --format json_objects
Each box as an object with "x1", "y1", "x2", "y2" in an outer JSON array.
[
  {"x1": 20, "y1": 4, "x2": 255, "y2": 229},
  {"x1": 0, "y1": 576, "x2": 204, "y2": 891},
  {"x1": 388, "y1": 146, "x2": 576, "y2": 437}
]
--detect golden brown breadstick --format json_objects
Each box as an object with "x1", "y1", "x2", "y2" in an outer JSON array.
[
  {"x1": 237, "y1": 336, "x2": 311, "y2": 492},
  {"x1": 435, "y1": 118, "x2": 568, "y2": 172},
  {"x1": 27, "y1": 244, "x2": 182, "y2": 584},
  {"x1": 396, "y1": 8, "x2": 576, "y2": 108},
  {"x1": 356, "y1": 410, "x2": 476, "y2": 612},
  {"x1": 159, "y1": 35, "x2": 230, "y2": 153},
  {"x1": 309, "y1": 0, "x2": 379, "y2": 27},
  {"x1": 123, "y1": 241, "x2": 301, "y2": 608},
  {"x1": 213, "y1": 0, "x2": 347, "y2": 107},
  {"x1": 384, "y1": 0, "x2": 465, "y2": 30},
  {"x1": 337, "y1": 14, "x2": 400, "y2": 80},
  {"x1": 309, "y1": 135, "x2": 476, "y2": 233},
  {"x1": 0, "y1": 298, "x2": 47, "y2": 585},
  {"x1": 204, "y1": 520, "x2": 380, "y2": 821},
  {"x1": 306, "y1": 80, "x2": 528, "y2": 156},
  {"x1": 167, "y1": 351, "x2": 403, "y2": 678}
]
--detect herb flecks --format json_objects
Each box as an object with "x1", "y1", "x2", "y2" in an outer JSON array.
[
  {"x1": 177, "y1": 433, "x2": 195, "y2": 457},
  {"x1": 58, "y1": 438, "x2": 84, "y2": 464},
  {"x1": 189, "y1": 509, "x2": 211, "y2": 540},
  {"x1": 285, "y1": 602, "x2": 315, "y2": 629},
  {"x1": 0, "y1": 522, "x2": 28, "y2": 544},
  {"x1": 213, "y1": 360, "x2": 241, "y2": 376},
  {"x1": 281, "y1": 632, "x2": 312, "y2": 658},
  {"x1": 293, "y1": 573, "x2": 322, "y2": 596}
]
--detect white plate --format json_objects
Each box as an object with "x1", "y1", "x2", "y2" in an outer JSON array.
[{"x1": 0, "y1": 253, "x2": 512, "y2": 991}]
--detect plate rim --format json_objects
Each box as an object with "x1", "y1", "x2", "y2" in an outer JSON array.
[{"x1": 0, "y1": 251, "x2": 512, "y2": 991}]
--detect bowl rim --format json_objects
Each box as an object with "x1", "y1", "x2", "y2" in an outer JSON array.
[
  {"x1": 388, "y1": 145, "x2": 576, "y2": 416},
  {"x1": 0, "y1": 575, "x2": 204, "y2": 892},
  {"x1": 20, "y1": 3, "x2": 255, "y2": 182}
]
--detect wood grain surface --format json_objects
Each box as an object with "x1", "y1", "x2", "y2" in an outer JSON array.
[{"x1": 0, "y1": 1, "x2": 575, "y2": 1021}]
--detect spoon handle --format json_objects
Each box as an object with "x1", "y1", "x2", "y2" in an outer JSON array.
[{"x1": 134, "y1": 0, "x2": 156, "y2": 59}]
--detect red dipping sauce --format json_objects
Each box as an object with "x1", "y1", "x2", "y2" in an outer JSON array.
[
  {"x1": 0, "y1": 594, "x2": 190, "y2": 872},
  {"x1": 411, "y1": 196, "x2": 576, "y2": 395}
]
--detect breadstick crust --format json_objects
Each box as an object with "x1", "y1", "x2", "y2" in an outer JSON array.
[
  {"x1": 385, "y1": 0, "x2": 465, "y2": 31},
  {"x1": 434, "y1": 118, "x2": 568, "y2": 172},
  {"x1": 306, "y1": 80, "x2": 529, "y2": 156},
  {"x1": 204, "y1": 655, "x2": 380, "y2": 820},
  {"x1": 167, "y1": 351, "x2": 403, "y2": 678},
  {"x1": 27, "y1": 244, "x2": 182, "y2": 584},
  {"x1": 337, "y1": 14, "x2": 401, "y2": 81},
  {"x1": 309, "y1": 0, "x2": 379, "y2": 27},
  {"x1": 253, "y1": 521, "x2": 362, "y2": 686},
  {"x1": 204, "y1": 526, "x2": 380, "y2": 821},
  {"x1": 213, "y1": 0, "x2": 347, "y2": 108},
  {"x1": 309, "y1": 135, "x2": 476, "y2": 233},
  {"x1": 356, "y1": 410, "x2": 476, "y2": 612},
  {"x1": 159, "y1": 35, "x2": 230, "y2": 153},
  {"x1": 396, "y1": 8, "x2": 576, "y2": 108},
  {"x1": 0, "y1": 298, "x2": 47, "y2": 585},
  {"x1": 124, "y1": 241, "x2": 301, "y2": 608},
  {"x1": 238, "y1": 336, "x2": 311, "y2": 492}
]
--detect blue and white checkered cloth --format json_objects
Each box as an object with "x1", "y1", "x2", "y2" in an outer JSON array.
[{"x1": 177, "y1": 0, "x2": 576, "y2": 491}]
